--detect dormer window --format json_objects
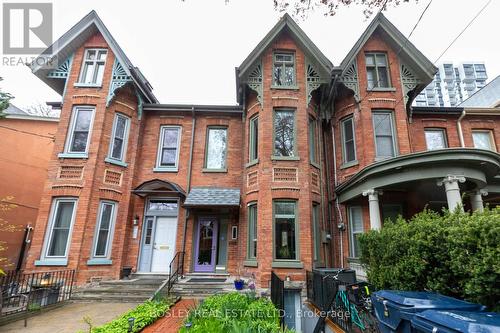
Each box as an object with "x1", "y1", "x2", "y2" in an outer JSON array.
[
  {"x1": 365, "y1": 52, "x2": 390, "y2": 89},
  {"x1": 78, "y1": 49, "x2": 108, "y2": 86},
  {"x1": 273, "y1": 52, "x2": 296, "y2": 87}
]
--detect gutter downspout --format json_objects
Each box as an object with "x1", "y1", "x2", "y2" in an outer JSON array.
[
  {"x1": 457, "y1": 109, "x2": 466, "y2": 147},
  {"x1": 181, "y1": 107, "x2": 196, "y2": 258},
  {"x1": 332, "y1": 123, "x2": 344, "y2": 268}
]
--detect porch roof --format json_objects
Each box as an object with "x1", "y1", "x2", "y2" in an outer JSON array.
[
  {"x1": 132, "y1": 179, "x2": 186, "y2": 197},
  {"x1": 184, "y1": 187, "x2": 241, "y2": 208}
]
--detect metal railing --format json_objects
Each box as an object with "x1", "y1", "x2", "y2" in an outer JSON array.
[
  {"x1": 270, "y1": 271, "x2": 284, "y2": 327},
  {"x1": 0, "y1": 270, "x2": 75, "y2": 324},
  {"x1": 153, "y1": 251, "x2": 185, "y2": 299}
]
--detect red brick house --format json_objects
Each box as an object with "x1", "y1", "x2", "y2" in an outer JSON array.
[{"x1": 24, "y1": 10, "x2": 500, "y2": 294}]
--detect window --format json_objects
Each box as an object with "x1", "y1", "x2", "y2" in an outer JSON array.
[
  {"x1": 249, "y1": 116, "x2": 259, "y2": 163},
  {"x1": 274, "y1": 109, "x2": 296, "y2": 157},
  {"x1": 341, "y1": 116, "x2": 356, "y2": 164},
  {"x1": 205, "y1": 127, "x2": 228, "y2": 170},
  {"x1": 273, "y1": 52, "x2": 295, "y2": 87},
  {"x1": 156, "y1": 126, "x2": 181, "y2": 170},
  {"x1": 247, "y1": 203, "x2": 258, "y2": 260},
  {"x1": 425, "y1": 128, "x2": 447, "y2": 150},
  {"x1": 309, "y1": 117, "x2": 318, "y2": 164},
  {"x1": 274, "y1": 201, "x2": 297, "y2": 261},
  {"x1": 65, "y1": 106, "x2": 95, "y2": 154},
  {"x1": 78, "y1": 49, "x2": 107, "y2": 86},
  {"x1": 472, "y1": 130, "x2": 496, "y2": 151},
  {"x1": 372, "y1": 111, "x2": 396, "y2": 158},
  {"x1": 93, "y1": 201, "x2": 116, "y2": 258},
  {"x1": 365, "y1": 53, "x2": 390, "y2": 89},
  {"x1": 44, "y1": 198, "x2": 77, "y2": 258},
  {"x1": 108, "y1": 114, "x2": 130, "y2": 162},
  {"x1": 382, "y1": 204, "x2": 403, "y2": 223},
  {"x1": 348, "y1": 206, "x2": 364, "y2": 258},
  {"x1": 312, "y1": 204, "x2": 320, "y2": 262}
]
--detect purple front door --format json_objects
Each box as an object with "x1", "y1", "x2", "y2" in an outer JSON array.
[{"x1": 193, "y1": 218, "x2": 218, "y2": 272}]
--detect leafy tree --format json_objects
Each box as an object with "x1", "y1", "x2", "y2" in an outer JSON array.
[
  {"x1": 25, "y1": 102, "x2": 59, "y2": 118},
  {"x1": 0, "y1": 196, "x2": 24, "y2": 275},
  {"x1": 0, "y1": 77, "x2": 14, "y2": 119}
]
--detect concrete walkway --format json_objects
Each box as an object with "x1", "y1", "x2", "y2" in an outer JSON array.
[
  {"x1": 1, "y1": 301, "x2": 139, "y2": 333},
  {"x1": 142, "y1": 299, "x2": 197, "y2": 333}
]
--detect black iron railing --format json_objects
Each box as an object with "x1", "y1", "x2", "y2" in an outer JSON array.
[
  {"x1": 0, "y1": 270, "x2": 74, "y2": 322},
  {"x1": 153, "y1": 251, "x2": 185, "y2": 299},
  {"x1": 270, "y1": 271, "x2": 284, "y2": 327}
]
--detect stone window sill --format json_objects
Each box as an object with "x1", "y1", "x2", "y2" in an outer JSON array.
[
  {"x1": 245, "y1": 159, "x2": 259, "y2": 168},
  {"x1": 202, "y1": 168, "x2": 228, "y2": 173},
  {"x1": 74, "y1": 83, "x2": 103, "y2": 88},
  {"x1": 366, "y1": 87, "x2": 396, "y2": 92},
  {"x1": 271, "y1": 85, "x2": 299, "y2": 90},
  {"x1": 271, "y1": 261, "x2": 304, "y2": 269},
  {"x1": 35, "y1": 259, "x2": 68, "y2": 266},
  {"x1": 87, "y1": 259, "x2": 113, "y2": 266},
  {"x1": 153, "y1": 167, "x2": 178, "y2": 173},
  {"x1": 105, "y1": 157, "x2": 128, "y2": 167},
  {"x1": 340, "y1": 160, "x2": 359, "y2": 169},
  {"x1": 243, "y1": 260, "x2": 258, "y2": 267},
  {"x1": 58, "y1": 152, "x2": 88, "y2": 159},
  {"x1": 271, "y1": 156, "x2": 300, "y2": 161}
]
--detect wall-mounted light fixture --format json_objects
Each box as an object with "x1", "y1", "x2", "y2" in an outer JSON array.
[{"x1": 133, "y1": 215, "x2": 139, "y2": 225}]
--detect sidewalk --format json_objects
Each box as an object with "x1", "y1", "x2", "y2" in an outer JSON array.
[{"x1": 142, "y1": 299, "x2": 197, "y2": 333}]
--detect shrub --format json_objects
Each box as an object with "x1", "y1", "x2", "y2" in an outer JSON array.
[
  {"x1": 359, "y1": 207, "x2": 500, "y2": 311},
  {"x1": 180, "y1": 292, "x2": 286, "y2": 333},
  {"x1": 81, "y1": 298, "x2": 171, "y2": 333}
]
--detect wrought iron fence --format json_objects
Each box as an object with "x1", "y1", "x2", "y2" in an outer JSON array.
[
  {"x1": 270, "y1": 271, "x2": 284, "y2": 327},
  {"x1": 0, "y1": 270, "x2": 75, "y2": 321}
]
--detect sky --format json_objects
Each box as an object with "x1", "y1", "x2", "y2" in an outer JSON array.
[{"x1": 1, "y1": 0, "x2": 498, "y2": 109}]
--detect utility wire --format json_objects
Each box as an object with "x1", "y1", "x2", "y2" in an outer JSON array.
[{"x1": 0, "y1": 124, "x2": 55, "y2": 140}]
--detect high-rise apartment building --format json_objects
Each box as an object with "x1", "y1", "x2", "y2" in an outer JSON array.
[{"x1": 414, "y1": 62, "x2": 488, "y2": 107}]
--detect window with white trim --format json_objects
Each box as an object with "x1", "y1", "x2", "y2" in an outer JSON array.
[
  {"x1": 92, "y1": 201, "x2": 116, "y2": 258},
  {"x1": 348, "y1": 206, "x2": 364, "y2": 258},
  {"x1": 156, "y1": 126, "x2": 181, "y2": 170},
  {"x1": 341, "y1": 116, "x2": 356, "y2": 164},
  {"x1": 425, "y1": 128, "x2": 447, "y2": 150},
  {"x1": 472, "y1": 130, "x2": 496, "y2": 151},
  {"x1": 372, "y1": 111, "x2": 396, "y2": 158},
  {"x1": 273, "y1": 52, "x2": 296, "y2": 87},
  {"x1": 205, "y1": 127, "x2": 228, "y2": 170},
  {"x1": 65, "y1": 106, "x2": 95, "y2": 154},
  {"x1": 108, "y1": 114, "x2": 130, "y2": 162},
  {"x1": 44, "y1": 198, "x2": 77, "y2": 258},
  {"x1": 78, "y1": 49, "x2": 108, "y2": 86}
]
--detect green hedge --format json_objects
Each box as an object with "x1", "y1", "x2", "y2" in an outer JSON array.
[
  {"x1": 180, "y1": 292, "x2": 289, "y2": 333},
  {"x1": 80, "y1": 299, "x2": 171, "y2": 333},
  {"x1": 359, "y1": 207, "x2": 500, "y2": 311}
]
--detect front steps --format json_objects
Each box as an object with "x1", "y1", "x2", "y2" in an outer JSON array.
[
  {"x1": 72, "y1": 273, "x2": 168, "y2": 302},
  {"x1": 170, "y1": 274, "x2": 235, "y2": 299}
]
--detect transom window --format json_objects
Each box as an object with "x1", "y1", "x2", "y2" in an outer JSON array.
[
  {"x1": 348, "y1": 206, "x2": 364, "y2": 258},
  {"x1": 205, "y1": 127, "x2": 228, "y2": 170},
  {"x1": 372, "y1": 111, "x2": 396, "y2": 158},
  {"x1": 247, "y1": 203, "x2": 258, "y2": 261},
  {"x1": 341, "y1": 116, "x2": 356, "y2": 164},
  {"x1": 45, "y1": 198, "x2": 77, "y2": 258},
  {"x1": 78, "y1": 49, "x2": 107, "y2": 86},
  {"x1": 273, "y1": 52, "x2": 295, "y2": 87},
  {"x1": 365, "y1": 53, "x2": 390, "y2": 89},
  {"x1": 274, "y1": 109, "x2": 296, "y2": 157},
  {"x1": 425, "y1": 128, "x2": 448, "y2": 150},
  {"x1": 66, "y1": 106, "x2": 95, "y2": 154},
  {"x1": 472, "y1": 130, "x2": 496, "y2": 151},
  {"x1": 109, "y1": 114, "x2": 130, "y2": 162},
  {"x1": 156, "y1": 126, "x2": 181, "y2": 170},
  {"x1": 274, "y1": 201, "x2": 298, "y2": 261},
  {"x1": 249, "y1": 116, "x2": 259, "y2": 163},
  {"x1": 93, "y1": 201, "x2": 116, "y2": 258},
  {"x1": 147, "y1": 200, "x2": 178, "y2": 212}
]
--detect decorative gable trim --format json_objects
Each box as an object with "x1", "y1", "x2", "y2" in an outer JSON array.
[
  {"x1": 47, "y1": 54, "x2": 73, "y2": 79},
  {"x1": 338, "y1": 60, "x2": 360, "y2": 102},
  {"x1": 306, "y1": 58, "x2": 330, "y2": 107},
  {"x1": 107, "y1": 58, "x2": 132, "y2": 106},
  {"x1": 244, "y1": 61, "x2": 263, "y2": 107},
  {"x1": 400, "y1": 62, "x2": 423, "y2": 104}
]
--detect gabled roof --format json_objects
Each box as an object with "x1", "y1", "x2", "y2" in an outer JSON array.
[
  {"x1": 29, "y1": 10, "x2": 157, "y2": 103},
  {"x1": 337, "y1": 12, "x2": 436, "y2": 81},
  {"x1": 3, "y1": 104, "x2": 59, "y2": 122},
  {"x1": 460, "y1": 75, "x2": 500, "y2": 108},
  {"x1": 236, "y1": 13, "x2": 333, "y2": 80}
]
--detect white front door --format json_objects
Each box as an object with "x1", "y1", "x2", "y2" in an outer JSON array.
[{"x1": 151, "y1": 217, "x2": 177, "y2": 272}]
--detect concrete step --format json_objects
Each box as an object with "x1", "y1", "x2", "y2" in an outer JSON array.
[
  {"x1": 99, "y1": 279, "x2": 164, "y2": 288},
  {"x1": 71, "y1": 293, "x2": 149, "y2": 302},
  {"x1": 73, "y1": 287, "x2": 156, "y2": 295},
  {"x1": 130, "y1": 273, "x2": 169, "y2": 280}
]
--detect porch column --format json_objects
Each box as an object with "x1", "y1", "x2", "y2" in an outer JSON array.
[
  {"x1": 437, "y1": 175, "x2": 466, "y2": 212},
  {"x1": 470, "y1": 189, "x2": 488, "y2": 212},
  {"x1": 362, "y1": 189, "x2": 382, "y2": 230}
]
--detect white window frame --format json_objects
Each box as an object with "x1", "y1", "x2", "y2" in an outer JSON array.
[
  {"x1": 341, "y1": 116, "x2": 357, "y2": 165},
  {"x1": 272, "y1": 52, "x2": 296, "y2": 87},
  {"x1": 77, "y1": 48, "x2": 108, "y2": 86},
  {"x1": 155, "y1": 126, "x2": 182, "y2": 171},
  {"x1": 204, "y1": 126, "x2": 228, "y2": 171},
  {"x1": 64, "y1": 106, "x2": 95, "y2": 155},
  {"x1": 42, "y1": 198, "x2": 78, "y2": 259},
  {"x1": 107, "y1": 113, "x2": 130, "y2": 163},
  {"x1": 91, "y1": 201, "x2": 117, "y2": 259},
  {"x1": 372, "y1": 110, "x2": 397, "y2": 159},
  {"x1": 472, "y1": 130, "x2": 496, "y2": 151},
  {"x1": 348, "y1": 206, "x2": 364, "y2": 258},
  {"x1": 424, "y1": 128, "x2": 448, "y2": 151}
]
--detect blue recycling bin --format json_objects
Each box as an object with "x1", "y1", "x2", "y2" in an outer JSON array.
[
  {"x1": 372, "y1": 291, "x2": 485, "y2": 333},
  {"x1": 411, "y1": 310, "x2": 500, "y2": 333}
]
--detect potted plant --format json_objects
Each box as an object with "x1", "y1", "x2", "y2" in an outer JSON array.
[{"x1": 234, "y1": 267, "x2": 244, "y2": 290}]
